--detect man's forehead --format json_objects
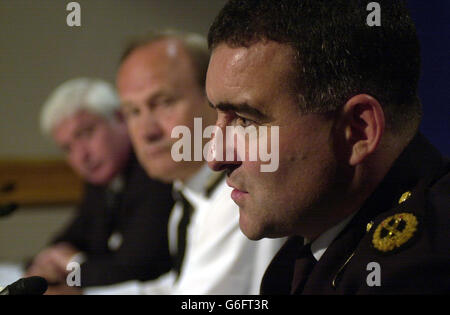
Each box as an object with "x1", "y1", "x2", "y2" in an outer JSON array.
[
  {"x1": 118, "y1": 40, "x2": 194, "y2": 94},
  {"x1": 120, "y1": 39, "x2": 189, "y2": 75},
  {"x1": 71, "y1": 110, "x2": 103, "y2": 124},
  {"x1": 211, "y1": 41, "x2": 294, "y2": 71},
  {"x1": 207, "y1": 40, "x2": 296, "y2": 106},
  {"x1": 54, "y1": 110, "x2": 101, "y2": 135},
  {"x1": 118, "y1": 48, "x2": 169, "y2": 86},
  {"x1": 208, "y1": 41, "x2": 296, "y2": 95}
]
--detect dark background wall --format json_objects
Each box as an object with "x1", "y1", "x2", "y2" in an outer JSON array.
[{"x1": 407, "y1": 0, "x2": 449, "y2": 156}]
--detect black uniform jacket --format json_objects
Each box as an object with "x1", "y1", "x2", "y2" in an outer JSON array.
[
  {"x1": 53, "y1": 152, "x2": 174, "y2": 287},
  {"x1": 261, "y1": 133, "x2": 450, "y2": 294}
]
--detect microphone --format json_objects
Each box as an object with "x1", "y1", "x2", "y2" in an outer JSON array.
[{"x1": 0, "y1": 276, "x2": 48, "y2": 295}]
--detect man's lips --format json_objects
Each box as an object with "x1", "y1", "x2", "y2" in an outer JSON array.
[
  {"x1": 86, "y1": 161, "x2": 102, "y2": 173},
  {"x1": 226, "y1": 179, "x2": 248, "y2": 203}
]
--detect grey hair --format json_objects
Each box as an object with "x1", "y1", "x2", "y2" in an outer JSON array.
[{"x1": 40, "y1": 78, "x2": 120, "y2": 136}]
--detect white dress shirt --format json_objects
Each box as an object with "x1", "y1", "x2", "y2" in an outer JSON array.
[
  {"x1": 85, "y1": 165, "x2": 285, "y2": 295},
  {"x1": 310, "y1": 212, "x2": 357, "y2": 261}
]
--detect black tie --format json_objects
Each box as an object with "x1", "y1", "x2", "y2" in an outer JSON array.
[
  {"x1": 290, "y1": 243, "x2": 317, "y2": 294},
  {"x1": 172, "y1": 190, "x2": 193, "y2": 278},
  {"x1": 172, "y1": 171, "x2": 225, "y2": 279}
]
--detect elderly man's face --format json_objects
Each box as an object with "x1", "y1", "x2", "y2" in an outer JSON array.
[
  {"x1": 117, "y1": 39, "x2": 215, "y2": 183},
  {"x1": 52, "y1": 110, "x2": 130, "y2": 185},
  {"x1": 206, "y1": 41, "x2": 339, "y2": 240}
]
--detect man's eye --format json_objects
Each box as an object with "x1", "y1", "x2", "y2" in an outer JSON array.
[
  {"x1": 124, "y1": 107, "x2": 140, "y2": 118},
  {"x1": 61, "y1": 145, "x2": 71, "y2": 154},
  {"x1": 156, "y1": 97, "x2": 175, "y2": 107},
  {"x1": 235, "y1": 115, "x2": 255, "y2": 127},
  {"x1": 79, "y1": 125, "x2": 95, "y2": 138}
]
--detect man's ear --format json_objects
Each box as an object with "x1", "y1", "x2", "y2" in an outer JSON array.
[{"x1": 341, "y1": 94, "x2": 385, "y2": 166}]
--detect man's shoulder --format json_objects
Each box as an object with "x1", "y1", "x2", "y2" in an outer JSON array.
[
  {"x1": 331, "y1": 141, "x2": 450, "y2": 294},
  {"x1": 345, "y1": 169, "x2": 450, "y2": 294},
  {"x1": 372, "y1": 157, "x2": 449, "y2": 250},
  {"x1": 362, "y1": 136, "x2": 450, "y2": 260}
]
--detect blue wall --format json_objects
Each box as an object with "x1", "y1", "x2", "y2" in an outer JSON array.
[{"x1": 407, "y1": 0, "x2": 449, "y2": 156}]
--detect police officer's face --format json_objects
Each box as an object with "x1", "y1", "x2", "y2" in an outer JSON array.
[
  {"x1": 206, "y1": 41, "x2": 338, "y2": 240},
  {"x1": 52, "y1": 110, "x2": 130, "y2": 185}
]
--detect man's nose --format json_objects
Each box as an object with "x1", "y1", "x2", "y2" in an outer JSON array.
[
  {"x1": 137, "y1": 112, "x2": 163, "y2": 143},
  {"x1": 72, "y1": 143, "x2": 90, "y2": 166},
  {"x1": 207, "y1": 125, "x2": 242, "y2": 172}
]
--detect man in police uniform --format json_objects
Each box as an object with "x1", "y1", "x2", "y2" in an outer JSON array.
[{"x1": 206, "y1": 0, "x2": 449, "y2": 294}]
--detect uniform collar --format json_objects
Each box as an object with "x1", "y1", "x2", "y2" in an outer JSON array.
[{"x1": 309, "y1": 212, "x2": 357, "y2": 261}]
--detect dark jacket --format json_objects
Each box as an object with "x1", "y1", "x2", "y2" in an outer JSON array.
[
  {"x1": 53, "y1": 153, "x2": 174, "y2": 287},
  {"x1": 261, "y1": 133, "x2": 450, "y2": 294}
]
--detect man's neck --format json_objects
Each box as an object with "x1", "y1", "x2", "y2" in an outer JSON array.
[
  {"x1": 177, "y1": 161, "x2": 206, "y2": 184},
  {"x1": 306, "y1": 132, "x2": 412, "y2": 242}
]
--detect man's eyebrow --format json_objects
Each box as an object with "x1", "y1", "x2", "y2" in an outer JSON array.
[
  {"x1": 121, "y1": 91, "x2": 175, "y2": 109},
  {"x1": 212, "y1": 102, "x2": 268, "y2": 120}
]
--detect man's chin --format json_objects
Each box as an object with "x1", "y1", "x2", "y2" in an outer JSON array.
[
  {"x1": 85, "y1": 169, "x2": 115, "y2": 186},
  {"x1": 142, "y1": 163, "x2": 177, "y2": 183},
  {"x1": 143, "y1": 160, "x2": 201, "y2": 183},
  {"x1": 240, "y1": 228, "x2": 265, "y2": 241},
  {"x1": 87, "y1": 177, "x2": 111, "y2": 186},
  {"x1": 238, "y1": 211, "x2": 265, "y2": 241}
]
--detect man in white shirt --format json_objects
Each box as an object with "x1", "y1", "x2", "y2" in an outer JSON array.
[{"x1": 84, "y1": 30, "x2": 284, "y2": 295}]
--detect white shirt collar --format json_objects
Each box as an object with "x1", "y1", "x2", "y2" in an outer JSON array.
[
  {"x1": 173, "y1": 164, "x2": 224, "y2": 205},
  {"x1": 309, "y1": 212, "x2": 357, "y2": 261}
]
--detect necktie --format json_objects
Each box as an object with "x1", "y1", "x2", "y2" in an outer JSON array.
[
  {"x1": 172, "y1": 171, "x2": 225, "y2": 279},
  {"x1": 172, "y1": 190, "x2": 193, "y2": 278},
  {"x1": 290, "y1": 243, "x2": 317, "y2": 294}
]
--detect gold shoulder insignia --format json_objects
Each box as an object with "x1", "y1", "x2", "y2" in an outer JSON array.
[
  {"x1": 372, "y1": 213, "x2": 418, "y2": 252},
  {"x1": 398, "y1": 191, "x2": 412, "y2": 204}
]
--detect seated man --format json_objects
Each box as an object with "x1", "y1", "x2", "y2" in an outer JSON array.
[
  {"x1": 84, "y1": 31, "x2": 285, "y2": 295},
  {"x1": 206, "y1": 0, "x2": 450, "y2": 294},
  {"x1": 27, "y1": 78, "x2": 174, "y2": 292}
]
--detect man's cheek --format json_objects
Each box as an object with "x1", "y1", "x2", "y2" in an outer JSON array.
[{"x1": 244, "y1": 161, "x2": 263, "y2": 181}]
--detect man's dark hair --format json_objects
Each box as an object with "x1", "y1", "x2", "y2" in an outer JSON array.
[{"x1": 208, "y1": 0, "x2": 422, "y2": 134}]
